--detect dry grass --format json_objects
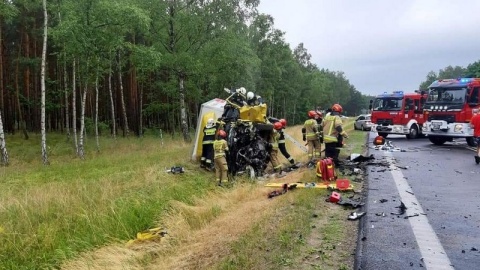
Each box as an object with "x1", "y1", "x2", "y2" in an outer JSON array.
[{"x1": 58, "y1": 120, "x2": 364, "y2": 270}]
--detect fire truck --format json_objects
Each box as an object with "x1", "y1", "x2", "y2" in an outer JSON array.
[
  {"x1": 369, "y1": 91, "x2": 426, "y2": 139},
  {"x1": 422, "y1": 78, "x2": 480, "y2": 146}
]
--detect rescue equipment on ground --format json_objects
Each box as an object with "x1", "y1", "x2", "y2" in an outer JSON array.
[
  {"x1": 264, "y1": 180, "x2": 353, "y2": 191},
  {"x1": 316, "y1": 158, "x2": 337, "y2": 181},
  {"x1": 373, "y1": 135, "x2": 386, "y2": 146}
]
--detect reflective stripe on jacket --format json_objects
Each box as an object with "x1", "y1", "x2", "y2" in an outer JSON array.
[
  {"x1": 322, "y1": 115, "x2": 342, "y2": 143},
  {"x1": 202, "y1": 127, "x2": 217, "y2": 144},
  {"x1": 303, "y1": 119, "x2": 318, "y2": 139}
]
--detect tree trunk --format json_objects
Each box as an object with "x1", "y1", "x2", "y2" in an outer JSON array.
[
  {"x1": 72, "y1": 59, "x2": 78, "y2": 154},
  {"x1": 78, "y1": 84, "x2": 87, "y2": 159},
  {"x1": 139, "y1": 82, "x2": 143, "y2": 137},
  {"x1": 108, "y1": 57, "x2": 116, "y2": 139},
  {"x1": 15, "y1": 38, "x2": 28, "y2": 139},
  {"x1": 118, "y1": 52, "x2": 129, "y2": 137},
  {"x1": 95, "y1": 75, "x2": 99, "y2": 152},
  {"x1": 64, "y1": 58, "x2": 70, "y2": 140},
  {"x1": 0, "y1": 20, "x2": 4, "y2": 112},
  {"x1": 40, "y1": 0, "x2": 49, "y2": 165},
  {"x1": 0, "y1": 109, "x2": 8, "y2": 166},
  {"x1": 178, "y1": 74, "x2": 190, "y2": 142}
]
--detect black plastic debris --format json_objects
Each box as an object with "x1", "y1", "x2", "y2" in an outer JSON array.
[
  {"x1": 391, "y1": 201, "x2": 407, "y2": 215},
  {"x1": 167, "y1": 166, "x2": 185, "y2": 174},
  {"x1": 337, "y1": 198, "x2": 365, "y2": 208},
  {"x1": 349, "y1": 154, "x2": 375, "y2": 163}
]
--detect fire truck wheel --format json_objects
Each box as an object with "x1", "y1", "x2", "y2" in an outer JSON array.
[
  {"x1": 466, "y1": 137, "x2": 477, "y2": 147},
  {"x1": 428, "y1": 136, "x2": 447, "y2": 145},
  {"x1": 378, "y1": 132, "x2": 388, "y2": 138},
  {"x1": 406, "y1": 125, "x2": 418, "y2": 139}
]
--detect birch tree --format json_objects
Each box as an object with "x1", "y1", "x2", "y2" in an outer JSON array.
[
  {"x1": 40, "y1": 0, "x2": 49, "y2": 165},
  {"x1": 0, "y1": 109, "x2": 8, "y2": 166}
]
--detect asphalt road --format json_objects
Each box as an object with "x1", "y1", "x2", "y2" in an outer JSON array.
[{"x1": 355, "y1": 132, "x2": 480, "y2": 270}]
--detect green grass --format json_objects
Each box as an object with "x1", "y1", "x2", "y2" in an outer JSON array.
[
  {"x1": 0, "y1": 127, "x2": 368, "y2": 270},
  {"x1": 0, "y1": 132, "x2": 215, "y2": 269}
]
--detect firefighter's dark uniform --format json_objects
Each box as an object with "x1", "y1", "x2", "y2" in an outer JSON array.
[
  {"x1": 213, "y1": 138, "x2": 229, "y2": 185},
  {"x1": 303, "y1": 118, "x2": 321, "y2": 160},
  {"x1": 201, "y1": 125, "x2": 217, "y2": 169},
  {"x1": 322, "y1": 111, "x2": 347, "y2": 165},
  {"x1": 278, "y1": 128, "x2": 295, "y2": 165}
]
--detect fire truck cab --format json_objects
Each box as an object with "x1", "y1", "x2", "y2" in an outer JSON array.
[
  {"x1": 422, "y1": 78, "x2": 480, "y2": 146},
  {"x1": 370, "y1": 91, "x2": 426, "y2": 139}
]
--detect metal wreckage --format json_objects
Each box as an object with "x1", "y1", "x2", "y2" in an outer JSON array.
[{"x1": 192, "y1": 87, "x2": 302, "y2": 179}]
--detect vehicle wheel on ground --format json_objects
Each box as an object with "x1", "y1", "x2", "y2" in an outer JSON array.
[
  {"x1": 354, "y1": 124, "x2": 357, "y2": 130},
  {"x1": 378, "y1": 132, "x2": 388, "y2": 138},
  {"x1": 361, "y1": 125, "x2": 365, "y2": 131},
  {"x1": 466, "y1": 137, "x2": 477, "y2": 147},
  {"x1": 428, "y1": 136, "x2": 447, "y2": 145},
  {"x1": 406, "y1": 125, "x2": 418, "y2": 139}
]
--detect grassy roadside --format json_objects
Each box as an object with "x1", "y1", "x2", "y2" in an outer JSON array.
[{"x1": 0, "y1": 119, "x2": 368, "y2": 269}]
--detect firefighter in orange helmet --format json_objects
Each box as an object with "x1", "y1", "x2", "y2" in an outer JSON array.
[
  {"x1": 213, "y1": 130, "x2": 229, "y2": 186},
  {"x1": 302, "y1": 110, "x2": 322, "y2": 161},
  {"x1": 322, "y1": 104, "x2": 348, "y2": 166},
  {"x1": 270, "y1": 121, "x2": 285, "y2": 176}
]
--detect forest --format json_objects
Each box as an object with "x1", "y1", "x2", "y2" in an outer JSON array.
[{"x1": 0, "y1": 0, "x2": 372, "y2": 147}]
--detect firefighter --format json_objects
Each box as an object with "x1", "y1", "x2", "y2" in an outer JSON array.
[
  {"x1": 322, "y1": 104, "x2": 348, "y2": 166},
  {"x1": 200, "y1": 118, "x2": 217, "y2": 170},
  {"x1": 470, "y1": 108, "x2": 480, "y2": 164},
  {"x1": 213, "y1": 129, "x2": 229, "y2": 186},
  {"x1": 278, "y1": 118, "x2": 295, "y2": 166},
  {"x1": 302, "y1": 110, "x2": 322, "y2": 161},
  {"x1": 270, "y1": 122, "x2": 285, "y2": 175}
]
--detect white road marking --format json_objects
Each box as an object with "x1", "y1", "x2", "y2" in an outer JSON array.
[{"x1": 385, "y1": 152, "x2": 454, "y2": 270}]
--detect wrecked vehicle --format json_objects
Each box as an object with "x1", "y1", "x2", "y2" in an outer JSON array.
[{"x1": 192, "y1": 87, "x2": 274, "y2": 178}]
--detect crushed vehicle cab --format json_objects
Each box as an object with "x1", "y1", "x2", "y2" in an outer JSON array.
[
  {"x1": 370, "y1": 91, "x2": 426, "y2": 139},
  {"x1": 422, "y1": 78, "x2": 480, "y2": 146}
]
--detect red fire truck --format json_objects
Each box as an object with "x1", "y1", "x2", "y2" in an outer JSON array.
[
  {"x1": 370, "y1": 91, "x2": 426, "y2": 139},
  {"x1": 422, "y1": 78, "x2": 480, "y2": 146}
]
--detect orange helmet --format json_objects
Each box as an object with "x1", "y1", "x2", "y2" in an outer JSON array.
[
  {"x1": 279, "y1": 119, "x2": 287, "y2": 127},
  {"x1": 331, "y1": 104, "x2": 342, "y2": 113},
  {"x1": 217, "y1": 130, "x2": 227, "y2": 138},
  {"x1": 308, "y1": 110, "x2": 317, "y2": 118},
  {"x1": 273, "y1": 122, "x2": 283, "y2": 130}
]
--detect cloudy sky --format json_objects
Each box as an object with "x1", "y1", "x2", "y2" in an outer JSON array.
[{"x1": 257, "y1": 0, "x2": 480, "y2": 96}]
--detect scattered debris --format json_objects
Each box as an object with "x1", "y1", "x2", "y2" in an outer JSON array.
[
  {"x1": 391, "y1": 201, "x2": 407, "y2": 215},
  {"x1": 404, "y1": 213, "x2": 419, "y2": 219},
  {"x1": 268, "y1": 183, "x2": 296, "y2": 199},
  {"x1": 348, "y1": 212, "x2": 366, "y2": 220},
  {"x1": 379, "y1": 199, "x2": 388, "y2": 203},
  {"x1": 375, "y1": 212, "x2": 386, "y2": 217},
  {"x1": 126, "y1": 227, "x2": 168, "y2": 246},
  {"x1": 337, "y1": 198, "x2": 365, "y2": 208},
  {"x1": 166, "y1": 166, "x2": 185, "y2": 174}
]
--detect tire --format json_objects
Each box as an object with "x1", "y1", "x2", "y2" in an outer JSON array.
[
  {"x1": 354, "y1": 124, "x2": 357, "y2": 130},
  {"x1": 428, "y1": 136, "x2": 447, "y2": 145},
  {"x1": 378, "y1": 132, "x2": 388, "y2": 138},
  {"x1": 361, "y1": 125, "x2": 365, "y2": 131},
  {"x1": 406, "y1": 125, "x2": 418, "y2": 139},
  {"x1": 466, "y1": 137, "x2": 477, "y2": 147}
]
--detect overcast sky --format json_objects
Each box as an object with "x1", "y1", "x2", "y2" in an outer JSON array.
[{"x1": 257, "y1": 0, "x2": 480, "y2": 96}]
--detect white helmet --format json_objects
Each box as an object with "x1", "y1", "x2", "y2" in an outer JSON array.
[
  {"x1": 206, "y1": 118, "x2": 215, "y2": 128},
  {"x1": 246, "y1": 91, "x2": 255, "y2": 100},
  {"x1": 236, "y1": 87, "x2": 246, "y2": 96}
]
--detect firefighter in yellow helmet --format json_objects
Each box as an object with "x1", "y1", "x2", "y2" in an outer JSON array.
[
  {"x1": 213, "y1": 130, "x2": 229, "y2": 186},
  {"x1": 302, "y1": 110, "x2": 322, "y2": 161},
  {"x1": 322, "y1": 104, "x2": 348, "y2": 166}
]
